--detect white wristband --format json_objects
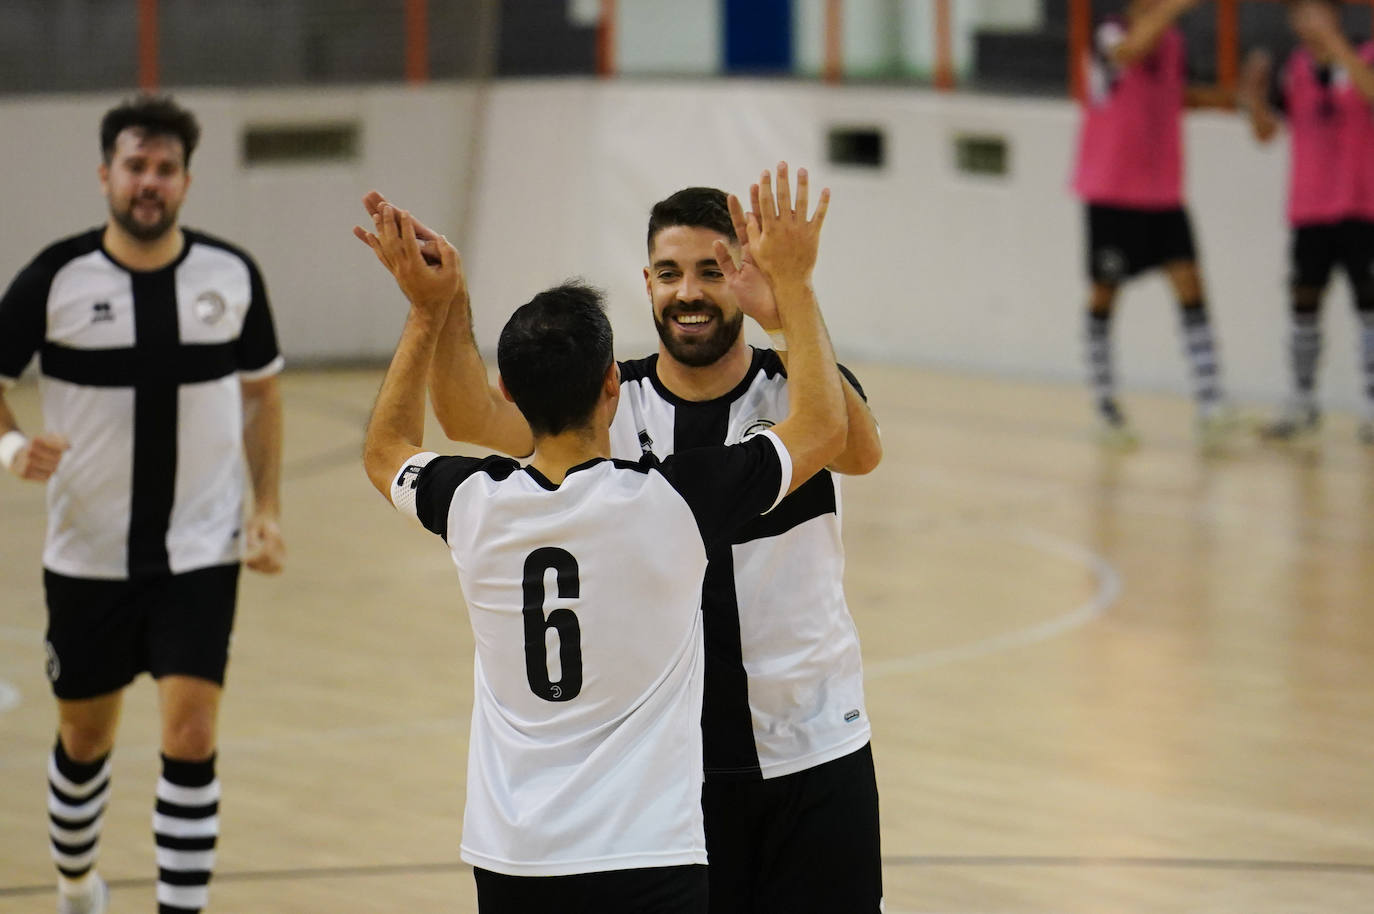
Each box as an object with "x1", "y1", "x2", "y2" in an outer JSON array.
[
  {"x1": 766, "y1": 329, "x2": 787, "y2": 352},
  {"x1": 0, "y1": 430, "x2": 28, "y2": 471}
]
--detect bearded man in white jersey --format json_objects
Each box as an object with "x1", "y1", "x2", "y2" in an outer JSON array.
[
  {"x1": 0, "y1": 94, "x2": 285, "y2": 914},
  {"x1": 358, "y1": 166, "x2": 846, "y2": 911},
  {"x1": 361, "y1": 163, "x2": 884, "y2": 912}
]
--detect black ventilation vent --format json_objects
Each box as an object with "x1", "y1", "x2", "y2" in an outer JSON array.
[
  {"x1": 827, "y1": 127, "x2": 885, "y2": 168},
  {"x1": 242, "y1": 123, "x2": 360, "y2": 166}
]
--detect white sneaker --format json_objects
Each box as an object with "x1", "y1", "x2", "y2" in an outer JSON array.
[
  {"x1": 1095, "y1": 398, "x2": 1140, "y2": 450},
  {"x1": 1258, "y1": 400, "x2": 1320, "y2": 441},
  {"x1": 57, "y1": 874, "x2": 107, "y2": 914}
]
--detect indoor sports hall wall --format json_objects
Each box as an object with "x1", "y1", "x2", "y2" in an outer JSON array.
[{"x1": 0, "y1": 81, "x2": 1364, "y2": 411}]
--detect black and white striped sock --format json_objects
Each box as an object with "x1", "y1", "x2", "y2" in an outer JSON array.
[
  {"x1": 154, "y1": 754, "x2": 219, "y2": 914},
  {"x1": 1085, "y1": 311, "x2": 1115, "y2": 411},
  {"x1": 1179, "y1": 302, "x2": 1222, "y2": 407},
  {"x1": 1359, "y1": 308, "x2": 1374, "y2": 414},
  {"x1": 48, "y1": 739, "x2": 111, "y2": 884},
  {"x1": 1289, "y1": 305, "x2": 1321, "y2": 405}
]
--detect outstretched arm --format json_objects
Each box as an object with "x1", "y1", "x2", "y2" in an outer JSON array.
[
  {"x1": 1107, "y1": 0, "x2": 1198, "y2": 67},
  {"x1": 1297, "y1": 8, "x2": 1374, "y2": 103},
  {"x1": 720, "y1": 163, "x2": 845, "y2": 493},
  {"x1": 357, "y1": 192, "x2": 534, "y2": 457},
  {"x1": 358, "y1": 205, "x2": 463, "y2": 496},
  {"x1": 721, "y1": 175, "x2": 882, "y2": 477}
]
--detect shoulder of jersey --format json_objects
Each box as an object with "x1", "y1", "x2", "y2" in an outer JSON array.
[
  {"x1": 181, "y1": 227, "x2": 259, "y2": 267},
  {"x1": 23, "y1": 228, "x2": 103, "y2": 276},
  {"x1": 617, "y1": 354, "x2": 657, "y2": 385}
]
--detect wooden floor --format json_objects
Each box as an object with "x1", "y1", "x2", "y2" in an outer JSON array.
[{"x1": 1, "y1": 365, "x2": 1371, "y2": 913}]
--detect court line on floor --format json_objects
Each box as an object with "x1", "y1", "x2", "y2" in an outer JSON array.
[
  {"x1": 865, "y1": 526, "x2": 1121, "y2": 681},
  {"x1": 3, "y1": 854, "x2": 1370, "y2": 898}
]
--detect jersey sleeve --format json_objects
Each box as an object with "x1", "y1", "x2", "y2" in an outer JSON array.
[
  {"x1": 389, "y1": 451, "x2": 486, "y2": 540},
  {"x1": 235, "y1": 255, "x2": 284, "y2": 379},
  {"x1": 0, "y1": 257, "x2": 51, "y2": 387},
  {"x1": 659, "y1": 430, "x2": 793, "y2": 548}
]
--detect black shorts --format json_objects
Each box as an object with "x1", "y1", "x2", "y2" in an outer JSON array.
[
  {"x1": 473, "y1": 864, "x2": 707, "y2": 914},
  {"x1": 1085, "y1": 204, "x2": 1197, "y2": 284},
  {"x1": 43, "y1": 564, "x2": 241, "y2": 700},
  {"x1": 1290, "y1": 220, "x2": 1374, "y2": 293},
  {"x1": 701, "y1": 743, "x2": 883, "y2": 914}
]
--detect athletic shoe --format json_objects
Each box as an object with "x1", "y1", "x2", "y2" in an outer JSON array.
[
  {"x1": 1095, "y1": 398, "x2": 1140, "y2": 450},
  {"x1": 57, "y1": 875, "x2": 107, "y2": 914},
  {"x1": 1258, "y1": 401, "x2": 1320, "y2": 441}
]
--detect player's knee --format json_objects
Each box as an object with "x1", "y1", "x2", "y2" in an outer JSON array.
[
  {"x1": 162, "y1": 716, "x2": 217, "y2": 760},
  {"x1": 59, "y1": 724, "x2": 115, "y2": 763}
]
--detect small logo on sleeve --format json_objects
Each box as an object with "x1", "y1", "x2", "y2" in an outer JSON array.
[
  {"x1": 637, "y1": 428, "x2": 654, "y2": 454},
  {"x1": 45, "y1": 641, "x2": 61, "y2": 683},
  {"x1": 90, "y1": 301, "x2": 114, "y2": 323},
  {"x1": 741, "y1": 418, "x2": 776, "y2": 441},
  {"x1": 844, "y1": 709, "x2": 862, "y2": 723},
  {"x1": 398, "y1": 465, "x2": 424, "y2": 489}
]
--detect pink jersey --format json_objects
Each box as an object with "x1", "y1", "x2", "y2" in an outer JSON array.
[
  {"x1": 1073, "y1": 22, "x2": 1187, "y2": 208},
  {"x1": 1282, "y1": 43, "x2": 1374, "y2": 226}
]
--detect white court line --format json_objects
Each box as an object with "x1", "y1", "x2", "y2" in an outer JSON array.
[{"x1": 865, "y1": 526, "x2": 1121, "y2": 681}]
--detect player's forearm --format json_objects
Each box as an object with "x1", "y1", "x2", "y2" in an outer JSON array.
[
  {"x1": 428, "y1": 293, "x2": 534, "y2": 456},
  {"x1": 773, "y1": 282, "x2": 845, "y2": 481},
  {"x1": 365, "y1": 310, "x2": 442, "y2": 495},
  {"x1": 241, "y1": 377, "x2": 283, "y2": 517},
  {"x1": 828, "y1": 383, "x2": 882, "y2": 476},
  {"x1": 770, "y1": 352, "x2": 880, "y2": 475},
  {"x1": 1330, "y1": 44, "x2": 1374, "y2": 102}
]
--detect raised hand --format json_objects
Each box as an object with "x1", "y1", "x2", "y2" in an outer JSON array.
[
  {"x1": 737, "y1": 162, "x2": 830, "y2": 289},
  {"x1": 355, "y1": 203, "x2": 462, "y2": 316},
  {"x1": 7, "y1": 432, "x2": 69, "y2": 482},
  {"x1": 357, "y1": 191, "x2": 444, "y2": 266},
  {"x1": 713, "y1": 192, "x2": 781, "y2": 330},
  {"x1": 1241, "y1": 47, "x2": 1272, "y2": 103}
]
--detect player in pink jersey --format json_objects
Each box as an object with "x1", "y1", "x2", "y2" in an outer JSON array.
[
  {"x1": 1072, "y1": 0, "x2": 1236, "y2": 447},
  {"x1": 1242, "y1": 0, "x2": 1374, "y2": 443}
]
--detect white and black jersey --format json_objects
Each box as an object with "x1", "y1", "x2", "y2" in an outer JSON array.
[
  {"x1": 0, "y1": 228, "x2": 283, "y2": 580},
  {"x1": 389, "y1": 432, "x2": 792, "y2": 877},
  {"x1": 609, "y1": 349, "x2": 871, "y2": 781}
]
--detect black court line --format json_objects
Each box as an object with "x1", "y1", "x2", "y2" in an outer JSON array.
[{"x1": 2, "y1": 856, "x2": 1371, "y2": 897}]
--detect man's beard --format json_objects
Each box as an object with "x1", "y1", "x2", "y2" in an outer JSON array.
[
  {"x1": 110, "y1": 195, "x2": 178, "y2": 243},
  {"x1": 653, "y1": 302, "x2": 744, "y2": 368}
]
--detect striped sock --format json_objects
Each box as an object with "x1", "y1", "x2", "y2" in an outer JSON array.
[
  {"x1": 1290, "y1": 305, "x2": 1322, "y2": 406},
  {"x1": 154, "y1": 754, "x2": 220, "y2": 914},
  {"x1": 1179, "y1": 302, "x2": 1223, "y2": 408},
  {"x1": 1085, "y1": 310, "x2": 1115, "y2": 411},
  {"x1": 1360, "y1": 308, "x2": 1374, "y2": 416},
  {"x1": 49, "y1": 739, "x2": 111, "y2": 884}
]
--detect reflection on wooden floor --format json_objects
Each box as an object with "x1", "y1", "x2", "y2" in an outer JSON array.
[{"x1": 2, "y1": 366, "x2": 1371, "y2": 913}]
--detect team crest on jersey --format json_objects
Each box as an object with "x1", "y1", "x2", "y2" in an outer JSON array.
[
  {"x1": 740, "y1": 418, "x2": 776, "y2": 441},
  {"x1": 90, "y1": 301, "x2": 114, "y2": 323},
  {"x1": 194, "y1": 290, "x2": 227, "y2": 325},
  {"x1": 45, "y1": 640, "x2": 61, "y2": 683}
]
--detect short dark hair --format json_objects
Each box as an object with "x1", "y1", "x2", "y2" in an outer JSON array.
[
  {"x1": 646, "y1": 186, "x2": 736, "y2": 254},
  {"x1": 100, "y1": 94, "x2": 201, "y2": 167},
  {"x1": 497, "y1": 281, "x2": 614, "y2": 437}
]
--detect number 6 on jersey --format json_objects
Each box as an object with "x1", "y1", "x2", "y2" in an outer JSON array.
[{"x1": 522, "y1": 547, "x2": 583, "y2": 702}]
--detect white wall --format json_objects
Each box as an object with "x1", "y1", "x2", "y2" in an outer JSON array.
[{"x1": 0, "y1": 81, "x2": 1361, "y2": 410}]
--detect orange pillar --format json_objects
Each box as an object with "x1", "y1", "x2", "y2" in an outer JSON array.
[
  {"x1": 597, "y1": 0, "x2": 616, "y2": 77},
  {"x1": 1068, "y1": 0, "x2": 1090, "y2": 101},
  {"x1": 405, "y1": 0, "x2": 429, "y2": 84},
  {"x1": 824, "y1": 0, "x2": 842, "y2": 84},
  {"x1": 1216, "y1": 0, "x2": 1238, "y2": 93},
  {"x1": 138, "y1": 0, "x2": 159, "y2": 91},
  {"x1": 934, "y1": 0, "x2": 954, "y2": 90}
]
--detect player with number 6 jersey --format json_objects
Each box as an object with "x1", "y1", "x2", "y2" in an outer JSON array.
[{"x1": 357, "y1": 166, "x2": 845, "y2": 911}]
